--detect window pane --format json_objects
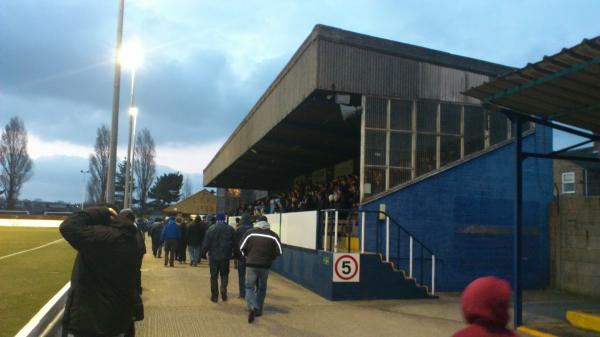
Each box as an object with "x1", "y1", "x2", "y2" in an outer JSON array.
[
  {"x1": 440, "y1": 103, "x2": 460, "y2": 135},
  {"x1": 417, "y1": 101, "x2": 437, "y2": 132},
  {"x1": 488, "y1": 111, "x2": 508, "y2": 146},
  {"x1": 416, "y1": 134, "x2": 436, "y2": 176},
  {"x1": 365, "y1": 130, "x2": 386, "y2": 166},
  {"x1": 440, "y1": 135, "x2": 461, "y2": 167},
  {"x1": 364, "y1": 167, "x2": 386, "y2": 196},
  {"x1": 390, "y1": 99, "x2": 412, "y2": 130},
  {"x1": 464, "y1": 105, "x2": 485, "y2": 155},
  {"x1": 365, "y1": 97, "x2": 387, "y2": 129},
  {"x1": 587, "y1": 170, "x2": 600, "y2": 196},
  {"x1": 390, "y1": 168, "x2": 411, "y2": 188},
  {"x1": 390, "y1": 132, "x2": 411, "y2": 167}
]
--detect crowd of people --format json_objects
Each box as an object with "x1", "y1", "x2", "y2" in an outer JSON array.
[
  {"x1": 59, "y1": 207, "x2": 282, "y2": 336},
  {"x1": 58, "y1": 201, "x2": 518, "y2": 337},
  {"x1": 228, "y1": 175, "x2": 360, "y2": 216}
]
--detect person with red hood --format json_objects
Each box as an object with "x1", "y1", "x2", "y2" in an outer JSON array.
[{"x1": 453, "y1": 276, "x2": 518, "y2": 337}]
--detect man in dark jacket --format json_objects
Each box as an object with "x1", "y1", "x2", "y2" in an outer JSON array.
[
  {"x1": 175, "y1": 217, "x2": 188, "y2": 263},
  {"x1": 233, "y1": 212, "x2": 253, "y2": 298},
  {"x1": 148, "y1": 218, "x2": 164, "y2": 258},
  {"x1": 60, "y1": 206, "x2": 139, "y2": 337},
  {"x1": 201, "y1": 213, "x2": 235, "y2": 302},
  {"x1": 239, "y1": 215, "x2": 282, "y2": 323},
  {"x1": 161, "y1": 216, "x2": 181, "y2": 267},
  {"x1": 186, "y1": 216, "x2": 206, "y2": 266}
]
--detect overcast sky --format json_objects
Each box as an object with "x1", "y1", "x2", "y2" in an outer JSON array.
[{"x1": 1, "y1": 0, "x2": 599, "y2": 203}]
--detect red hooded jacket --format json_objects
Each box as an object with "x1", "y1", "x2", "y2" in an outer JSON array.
[{"x1": 453, "y1": 276, "x2": 518, "y2": 337}]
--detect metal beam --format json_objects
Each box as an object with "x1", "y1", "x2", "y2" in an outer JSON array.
[
  {"x1": 551, "y1": 140, "x2": 593, "y2": 155},
  {"x1": 523, "y1": 152, "x2": 600, "y2": 163},
  {"x1": 501, "y1": 110, "x2": 600, "y2": 141},
  {"x1": 513, "y1": 117, "x2": 523, "y2": 328},
  {"x1": 483, "y1": 56, "x2": 600, "y2": 103}
]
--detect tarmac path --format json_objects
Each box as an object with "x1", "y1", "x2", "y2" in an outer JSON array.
[{"x1": 135, "y1": 240, "x2": 467, "y2": 337}]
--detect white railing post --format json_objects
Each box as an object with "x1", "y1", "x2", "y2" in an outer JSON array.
[
  {"x1": 385, "y1": 216, "x2": 390, "y2": 262},
  {"x1": 431, "y1": 255, "x2": 436, "y2": 295},
  {"x1": 409, "y1": 236, "x2": 413, "y2": 278},
  {"x1": 324, "y1": 211, "x2": 329, "y2": 251},
  {"x1": 334, "y1": 211, "x2": 339, "y2": 253},
  {"x1": 360, "y1": 211, "x2": 365, "y2": 254}
]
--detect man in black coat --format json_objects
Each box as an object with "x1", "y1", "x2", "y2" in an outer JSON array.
[
  {"x1": 60, "y1": 206, "x2": 139, "y2": 337},
  {"x1": 233, "y1": 212, "x2": 253, "y2": 298},
  {"x1": 186, "y1": 216, "x2": 206, "y2": 266},
  {"x1": 201, "y1": 213, "x2": 235, "y2": 303},
  {"x1": 148, "y1": 218, "x2": 164, "y2": 258}
]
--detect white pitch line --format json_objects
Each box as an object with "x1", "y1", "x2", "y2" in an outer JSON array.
[{"x1": 0, "y1": 238, "x2": 65, "y2": 261}]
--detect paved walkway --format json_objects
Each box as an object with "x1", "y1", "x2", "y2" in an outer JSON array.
[
  {"x1": 136, "y1": 242, "x2": 467, "y2": 337},
  {"x1": 136, "y1": 239, "x2": 600, "y2": 337}
]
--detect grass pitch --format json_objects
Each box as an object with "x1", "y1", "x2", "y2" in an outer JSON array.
[{"x1": 0, "y1": 227, "x2": 75, "y2": 337}]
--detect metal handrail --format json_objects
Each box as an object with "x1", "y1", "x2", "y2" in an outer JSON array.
[{"x1": 319, "y1": 208, "x2": 436, "y2": 295}]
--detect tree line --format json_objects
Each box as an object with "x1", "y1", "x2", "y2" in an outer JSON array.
[
  {"x1": 87, "y1": 125, "x2": 184, "y2": 214},
  {"x1": 0, "y1": 116, "x2": 189, "y2": 213}
]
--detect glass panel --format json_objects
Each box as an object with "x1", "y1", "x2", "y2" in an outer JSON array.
[
  {"x1": 417, "y1": 101, "x2": 437, "y2": 132},
  {"x1": 364, "y1": 166, "x2": 386, "y2": 196},
  {"x1": 488, "y1": 110, "x2": 508, "y2": 146},
  {"x1": 389, "y1": 168, "x2": 411, "y2": 188},
  {"x1": 365, "y1": 97, "x2": 387, "y2": 129},
  {"x1": 365, "y1": 130, "x2": 386, "y2": 166},
  {"x1": 440, "y1": 135, "x2": 461, "y2": 167},
  {"x1": 416, "y1": 134, "x2": 436, "y2": 176},
  {"x1": 464, "y1": 105, "x2": 485, "y2": 155},
  {"x1": 389, "y1": 132, "x2": 411, "y2": 167},
  {"x1": 440, "y1": 103, "x2": 461, "y2": 135},
  {"x1": 390, "y1": 99, "x2": 412, "y2": 130}
]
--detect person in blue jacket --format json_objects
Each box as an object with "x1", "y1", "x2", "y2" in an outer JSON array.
[{"x1": 161, "y1": 216, "x2": 181, "y2": 267}]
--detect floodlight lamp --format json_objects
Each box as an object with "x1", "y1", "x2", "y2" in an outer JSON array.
[
  {"x1": 119, "y1": 40, "x2": 144, "y2": 70},
  {"x1": 129, "y1": 106, "x2": 139, "y2": 117}
]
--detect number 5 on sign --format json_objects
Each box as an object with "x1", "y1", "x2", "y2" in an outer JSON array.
[{"x1": 333, "y1": 253, "x2": 360, "y2": 282}]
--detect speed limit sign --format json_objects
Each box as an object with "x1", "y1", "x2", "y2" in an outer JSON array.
[{"x1": 333, "y1": 253, "x2": 360, "y2": 282}]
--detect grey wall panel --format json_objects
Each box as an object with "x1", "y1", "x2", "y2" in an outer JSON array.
[
  {"x1": 203, "y1": 41, "x2": 318, "y2": 185},
  {"x1": 419, "y1": 63, "x2": 490, "y2": 103},
  {"x1": 317, "y1": 39, "x2": 419, "y2": 99}
]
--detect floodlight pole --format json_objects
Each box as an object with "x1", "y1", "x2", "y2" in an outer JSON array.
[
  {"x1": 106, "y1": 0, "x2": 125, "y2": 204},
  {"x1": 124, "y1": 69, "x2": 137, "y2": 209}
]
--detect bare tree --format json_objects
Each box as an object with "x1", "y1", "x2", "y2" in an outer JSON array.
[
  {"x1": 0, "y1": 117, "x2": 33, "y2": 209},
  {"x1": 87, "y1": 125, "x2": 110, "y2": 204},
  {"x1": 183, "y1": 175, "x2": 193, "y2": 199},
  {"x1": 134, "y1": 128, "x2": 156, "y2": 213}
]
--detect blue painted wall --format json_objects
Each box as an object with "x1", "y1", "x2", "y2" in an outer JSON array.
[
  {"x1": 363, "y1": 127, "x2": 553, "y2": 291},
  {"x1": 272, "y1": 245, "x2": 432, "y2": 300}
]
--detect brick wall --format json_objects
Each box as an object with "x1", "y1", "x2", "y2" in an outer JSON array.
[{"x1": 552, "y1": 196, "x2": 600, "y2": 297}]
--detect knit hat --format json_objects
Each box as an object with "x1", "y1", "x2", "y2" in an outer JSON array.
[{"x1": 216, "y1": 213, "x2": 226, "y2": 221}]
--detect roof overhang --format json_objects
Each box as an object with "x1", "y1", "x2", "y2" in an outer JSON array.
[
  {"x1": 464, "y1": 36, "x2": 600, "y2": 135},
  {"x1": 204, "y1": 25, "x2": 515, "y2": 188}
]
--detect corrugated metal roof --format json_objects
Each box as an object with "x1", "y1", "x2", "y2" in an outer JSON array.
[{"x1": 464, "y1": 36, "x2": 600, "y2": 134}]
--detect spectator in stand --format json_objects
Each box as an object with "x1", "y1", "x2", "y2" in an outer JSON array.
[
  {"x1": 234, "y1": 212, "x2": 253, "y2": 299},
  {"x1": 148, "y1": 217, "x2": 164, "y2": 258},
  {"x1": 452, "y1": 276, "x2": 517, "y2": 337},
  {"x1": 60, "y1": 206, "x2": 139, "y2": 337},
  {"x1": 202, "y1": 213, "x2": 235, "y2": 302},
  {"x1": 160, "y1": 216, "x2": 181, "y2": 267}
]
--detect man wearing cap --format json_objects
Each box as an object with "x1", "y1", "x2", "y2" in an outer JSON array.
[
  {"x1": 201, "y1": 213, "x2": 235, "y2": 302},
  {"x1": 239, "y1": 215, "x2": 282, "y2": 323}
]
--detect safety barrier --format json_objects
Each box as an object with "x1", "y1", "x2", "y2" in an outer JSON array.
[
  {"x1": 15, "y1": 282, "x2": 70, "y2": 337},
  {"x1": 320, "y1": 209, "x2": 436, "y2": 295}
]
